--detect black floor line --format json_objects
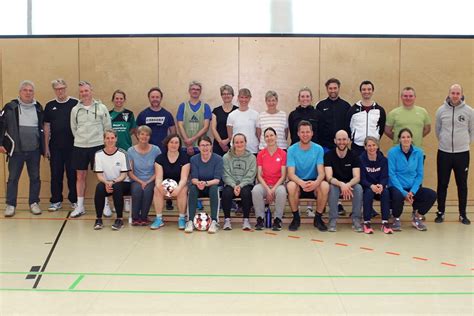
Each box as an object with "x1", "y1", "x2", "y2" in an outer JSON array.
[
  {"x1": 25, "y1": 266, "x2": 41, "y2": 280},
  {"x1": 32, "y1": 211, "x2": 71, "y2": 289}
]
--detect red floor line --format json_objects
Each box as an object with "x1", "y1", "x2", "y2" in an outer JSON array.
[
  {"x1": 310, "y1": 239, "x2": 324, "y2": 243},
  {"x1": 287, "y1": 235, "x2": 301, "y2": 239},
  {"x1": 413, "y1": 257, "x2": 428, "y2": 261},
  {"x1": 385, "y1": 252, "x2": 400, "y2": 256},
  {"x1": 441, "y1": 262, "x2": 457, "y2": 267},
  {"x1": 360, "y1": 247, "x2": 374, "y2": 251},
  {"x1": 264, "y1": 232, "x2": 277, "y2": 236},
  {"x1": 335, "y1": 243, "x2": 349, "y2": 247}
]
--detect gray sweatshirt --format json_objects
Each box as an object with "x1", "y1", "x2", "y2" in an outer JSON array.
[
  {"x1": 18, "y1": 99, "x2": 39, "y2": 151},
  {"x1": 223, "y1": 148, "x2": 257, "y2": 188},
  {"x1": 435, "y1": 99, "x2": 473, "y2": 153}
]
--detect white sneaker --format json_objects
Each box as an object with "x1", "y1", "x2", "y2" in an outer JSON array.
[
  {"x1": 30, "y1": 203, "x2": 42, "y2": 215},
  {"x1": 208, "y1": 220, "x2": 219, "y2": 234},
  {"x1": 103, "y1": 204, "x2": 112, "y2": 217},
  {"x1": 223, "y1": 218, "x2": 232, "y2": 230},
  {"x1": 48, "y1": 202, "x2": 62, "y2": 212},
  {"x1": 124, "y1": 198, "x2": 131, "y2": 213},
  {"x1": 242, "y1": 218, "x2": 251, "y2": 231},
  {"x1": 70, "y1": 205, "x2": 86, "y2": 218},
  {"x1": 71, "y1": 203, "x2": 78, "y2": 209},
  {"x1": 306, "y1": 207, "x2": 316, "y2": 217},
  {"x1": 5, "y1": 205, "x2": 15, "y2": 217},
  {"x1": 184, "y1": 220, "x2": 194, "y2": 233}
]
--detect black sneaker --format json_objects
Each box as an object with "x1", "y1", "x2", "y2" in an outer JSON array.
[
  {"x1": 272, "y1": 217, "x2": 282, "y2": 231},
  {"x1": 435, "y1": 212, "x2": 444, "y2": 223},
  {"x1": 459, "y1": 216, "x2": 471, "y2": 225},
  {"x1": 94, "y1": 219, "x2": 103, "y2": 230},
  {"x1": 255, "y1": 217, "x2": 264, "y2": 230},
  {"x1": 313, "y1": 214, "x2": 328, "y2": 232},
  {"x1": 166, "y1": 200, "x2": 174, "y2": 210},
  {"x1": 337, "y1": 204, "x2": 346, "y2": 216},
  {"x1": 112, "y1": 219, "x2": 124, "y2": 230},
  {"x1": 289, "y1": 217, "x2": 300, "y2": 231}
]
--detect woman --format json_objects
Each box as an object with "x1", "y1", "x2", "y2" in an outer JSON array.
[
  {"x1": 388, "y1": 128, "x2": 437, "y2": 231},
  {"x1": 256, "y1": 91, "x2": 288, "y2": 150},
  {"x1": 93, "y1": 129, "x2": 131, "y2": 231},
  {"x1": 252, "y1": 128, "x2": 287, "y2": 231},
  {"x1": 211, "y1": 84, "x2": 238, "y2": 156},
  {"x1": 359, "y1": 136, "x2": 391, "y2": 234},
  {"x1": 288, "y1": 87, "x2": 319, "y2": 145},
  {"x1": 109, "y1": 89, "x2": 137, "y2": 151},
  {"x1": 186, "y1": 136, "x2": 223, "y2": 234},
  {"x1": 222, "y1": 133, "x2": 257, "y2": 230},
  {"x1": 127, "y1": 125, "x2": 161, "y2": 226},
  {"x1": 152, "y1": 134, "x2": 190, "y2": 230}
]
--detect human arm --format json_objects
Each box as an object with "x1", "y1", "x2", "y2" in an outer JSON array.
[
  {"x1": 384, "y1": 125, "x2": 394, "y2": 140},
  {"x1": 43, "y1": 122, "x2": 51, "y2": 158},
  {"x1": 222, "y1": 154, "x2": 237, "y2": 188},
  {"x1": 239, "y1": 155, "x2": 257, "y2": 187}
]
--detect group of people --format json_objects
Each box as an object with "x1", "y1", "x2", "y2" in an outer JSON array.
[{"x1": 0, "y1": 78, "x2": 472, "y2": 234}]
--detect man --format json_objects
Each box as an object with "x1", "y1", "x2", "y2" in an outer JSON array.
[
  {"x1": 287, "y1": 120, "x2": 329, "y2": 232},
  {"x1": 136, "y1": 87, "x2": 176, "y2": 153},
  {"x1": 324, "y1": 130, "x2": 363, "y2": 232},
  {"x1": 346, "y1": 80, "x2": 386, "y2": 157},
  {"x1": 44, "y1": 79, "x2": 78, "y2": 212},
  {"x1": 385, "y1": 87, "x2": 431, "y2": 148},
  {"x1": 176, "y1": 81, "x2": 212, "y2": 156},
  {"x1": 0, "y1": 80, "x2": 44, "y2": 217},
  {"x1": 70, "y1": 81, "x2": 111, "y2": 218},
  {"x1": 435, "y1": 84, "x2": 473, "y2": 225}
]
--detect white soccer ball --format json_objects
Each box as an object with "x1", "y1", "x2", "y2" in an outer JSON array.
[
  {"x1": 162, "y1": 178, "x2": 178, "y2": 197},
  {"x1": 193, "y1": 212, "x2": 212, "y2": 231}
]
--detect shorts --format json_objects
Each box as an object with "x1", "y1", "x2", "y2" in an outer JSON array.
[
  {"x1": 299, "y1": 190, "x2": 317, "y2": 199},
  {"x1": 71, "y1": 145, "x2": 104, "y2": 170}
]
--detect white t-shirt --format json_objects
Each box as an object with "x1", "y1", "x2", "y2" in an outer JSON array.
[
  {"x1": 94, "y1": 148, "x2": 131, "y2": 182},
  {"x1": 256, "y1": 110, "x2": 288, "y2": 149},
  {"x1": 226, "y1": 108, "x2": 259, "y2": 153}
]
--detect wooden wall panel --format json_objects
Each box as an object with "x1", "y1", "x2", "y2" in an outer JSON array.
[
  {"x1": 0, "y1": 47, "x2": 5, "y2": 198},
  {"x1": 239, "y1": 38, "x2": 319, "y2": 114}
]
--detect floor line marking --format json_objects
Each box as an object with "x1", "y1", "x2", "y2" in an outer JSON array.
[
  {"x1": 25, "y1": 266, "x2": 41, "y2": 280},
  {"x1": 68, "y1": 275, "x2": 85, "y2": 290},
  {"x1": 441, "y1": 262, "x2": 457, "y2": 267},
  {"x1": 311, "y1": 239, "x2": 324, "y2": 243},
  {"x1": 335, "y1": 243, "x2": 349, "y2": 247},
  {"x1": 264, "y1": 232, "x2": 277, "y2": 236},
  {"x1": 413, "y1": 257, "x2": 429, "y2": 261},
  {"x1": 288, "y1": 235, "x2": 301, "y2": 239},
  {"x1": 385, "y1": 252, "x2": 400, "y2": 256},
  {"x1": 360, "y1": 247, "x2": 374, "y2": 251}
]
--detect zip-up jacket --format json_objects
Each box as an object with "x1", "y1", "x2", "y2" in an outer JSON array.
[
  {"x1": 0, "y1": 99, "x2": 45, "y2": 154},
  {"x1": 359, "y1": 150, "x2": 388, "y2": 189},
  {"x1": 346, "y1": 101, "x2": 386, "y2": 146},
  {"x1": 387, "y1": 145, "x2": 424, "y2": 197},
  {"x1": 222, "y1": 148, "x2": 257, "y2": 188},
  {"x1": 70, "y1": 99, "x2": 111, "y2": 148},
  {"x1": 435, "y1": 98, "x2": 473, "y2": 153},
  {"x1": 315, "y1": 97, "x2": 351, "y2": 148},
  {"x1": 288, "y1": 105, "x2": 319, "y2": 145}
]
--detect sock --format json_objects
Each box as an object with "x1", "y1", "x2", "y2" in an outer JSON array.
[
  {"x1": 104, "y1": 197, "x2": 109, "y2": 206},
  {"x1": 382, "y1": 220, "x2": 388, "y2": 224},
  {"x1": 77, "y1": 197, "x2": 84, "y2": 208},
  {"x1": 156, "y1": 214, "x2": 162, "y2": 219},
  {"x1": 364, "y1": 221, "x2": 370, "y2": 224},
  {"x1": 179, "y1": 214, "x2": 185, "y2": 218}
]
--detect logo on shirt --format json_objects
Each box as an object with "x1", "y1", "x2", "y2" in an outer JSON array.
[
  {"x1": 52, "y1": 107, "x2": 57, "y2": 110},
  {"x1": 344, "y1": 164, "x2": 352, "y2": 167},
  {"x1": 276, "y1": 157, "x2": 281, "y2": 162},
  {"x1": 458, "y1": 115, "x2": 465, "y2": 122},
  {"x1": 145, "y1": 117, "x2": 165, "y2": 125},
  {"x1": 323, "y1": 108, "x2": 329, "y2": 111},
  {"x1": 122, "y1": 112, "x2": 129, "y2": 122},
  {"x1": 365, "y1": 167, "x2": 381, "y2": 172},
  {"x1": 115, "y1": 162, "x2": 121, "y2": 167},
  {"x1": 189, "y1": 115, "x2": 200, "y2": 123}
]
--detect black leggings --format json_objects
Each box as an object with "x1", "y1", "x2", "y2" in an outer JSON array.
[
  {"x1": 222, "y1": 185, "x2": 253, "y2": 219},
  {"x1": 94, "y1": 182, "x2": 131, "y2": 218}
]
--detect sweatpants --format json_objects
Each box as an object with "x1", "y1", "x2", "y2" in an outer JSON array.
[
  {"x1": 95, "y1": 181, "x2": 131, "y2": 218},
  {"x1": 222, "y1": 184, "x2": 253, "y2": 219},
  {"x1": 251, "y1": 184, "x2": 287, "y2": 220},
  {"x1": 389, "y1": 187, "x2": 437, "y2": 218},
  {"x1": 363, "y1": 187, "x2": 390, "y2": 221},
  {"x1": 328, "y1": 183, "x2": 363, "y2": 221},
  {"x1": 188, "y1": 184, "x2": 219, "y2": 221}
]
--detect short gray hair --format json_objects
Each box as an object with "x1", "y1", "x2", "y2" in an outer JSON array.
[
  {"x1": 103, "y1": 128, "x2": 117, "y2": 138},
  {"x1": 265, "y1": 90, "x2": 278, "y2": 101},
  {"x1": 79, "y1": 80, "x2": 92, "y2": 89},
  {"x1": 188, "y1": 80, "x2": 202, "y2": 90},
  {"x1": 137, "y1": 125, "x2": 152, "y2": 136},
  {"x1": 19, "y1": 80, "x2": 35, "y2": 91},
  {"x1": 51, "y1": 78, "x2": 67, "y2": 89}
]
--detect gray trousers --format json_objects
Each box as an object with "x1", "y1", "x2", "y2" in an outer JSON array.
[
  {"x1": 251, "y1": 184, "x2": 287, "y2": 219},
  {"x1": 328, "y1": 183, "x2": 362, "y2": 221}
]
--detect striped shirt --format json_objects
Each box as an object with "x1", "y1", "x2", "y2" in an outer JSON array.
[{"x1": 256, "y1": 110, "x2": 288, "y2": 149}]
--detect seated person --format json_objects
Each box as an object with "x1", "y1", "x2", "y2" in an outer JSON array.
[{"x1": 287, "y1": 121, "x2": 329, "y2": 232}]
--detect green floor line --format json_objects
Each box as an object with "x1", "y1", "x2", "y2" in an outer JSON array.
[
  {"x1": 68, "y1": 275, "x2": 84, "y2": 290},
  {"x1": 0, "y1": 288, "x2": 472, "y2": 296},
  {"x1": 1, "y1": 271, "x2": 473, "y2": 278}
]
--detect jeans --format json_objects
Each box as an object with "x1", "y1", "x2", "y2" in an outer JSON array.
[
  {"x1": 49, "y1": 147, "x2": 77, "y2": 204},
  {"x1": 130, "y1": 181, "x2": 155, "y2": 221},
  {"x1": 328, "y1": 183, "x2": 362, "y2": 221},
  {"x1": 389, "y1": 187, "x2": 437, "y2": 218},
  {"x1": 6, "y1": 150, "x2": 41, "y2": 207},
  {"x1": 188, "y1": 184, "x2": 219, "y2": 221}
]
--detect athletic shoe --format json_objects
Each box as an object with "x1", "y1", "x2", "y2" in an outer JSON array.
[
  {"x1": 184, "y1": 220, "x2": 194, "y2": 233},
  {"x1": 197, "y1": 200, "x2": 204, "y2": 211},
  {"x1": 111, "y1": 219, "x2": 124, "y2": 230},
  {"x1": 242, "y1": 218, "x2": 252, "y2": 231},
  {"x1": 459, "y1": 216, "x2": 471, "y2": 225},
  {"x1": 30, "y1": 203, "x2": 42, "y2": 215},
  {"x1": 48, "y1": 202, "x2": 62, "y2": 212},
  {"x1": 166, "y1": 200, "x2": 174, "y2": 210},
  {"x1": 328, "y1": 219, "x2": 337, "y2": 232},
  {"x1": 178, "y1": 217, "x2": 186, "y2": 230},
  {"x1": 313, "y1": 214, "x2": 328, "y2": 232},
  {"x1": 288, "y1": 217, "x2": 300, "y2": 231},
  {"x1": 124, "y1": 198, "x2": 131, "y2": 213},
  {"x1": 392, "y1": 218, "x2": 402, "y2": 231},
  {"x1": 412, "y1": 216, "x2": 427, "y2": 231},
  {"x1": 70, "y1": 205, "x2": 85, "y2": 218},
  {"x1": 140, "y1": 219, "x2": 149, "y2": 226},
  {"x1": 70, "y1": 203, "x2": 78, "y2": 210},
  {"x1": 381, "y1": 222, "x2": 393, "y2": 234},
  {"x1": 4, "y1": 205, "x2": 15, "y2": 217},
  {"x1": 103, "y1": 203, "x2": 112, "y2": 218},
  {"x1": 272, "y1": 217, "x2": 282, "y2": 231},
  {"x1": 150, "y1": 217, "x2": 164, "y2": 230},
  {"x1": 435, "y1": 212, "x2": 444, "y2": 223},
  {"x1": 306, "y1": 207, "x2": 315, "y2": 217},
  {"x1": 255, "y1": 217, "x2": 264, "y2": 230},
  {"x1": 223, "y1": 218, "x2": 232, "y2": 230},
  {"x1": 131, "y1": 219, "x2": 140, "y2": 226},
  {"x1": 352, "y1": 221, "x2": 363, "y2": 233},
  {"x1": 93, "y1": 219, "x2": 103, "y2": 230},
  {"x1": 208, "y1": 220, "x2": 219, "y2": 234},
  {"x1": 337, "y1": 204, "x2": 346, "y2": 216},
  {"x1": 363, "y1": 222, "x2": 374, "y2": 234}
]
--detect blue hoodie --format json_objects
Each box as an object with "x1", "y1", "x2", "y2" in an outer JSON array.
[
  {"x1": 387, "y1": 145, "x2": 424, "y2": 197},
  {"x1": 359, "y1": 150, "x2": 388, "y2": 189}
]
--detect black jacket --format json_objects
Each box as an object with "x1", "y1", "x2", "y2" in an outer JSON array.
[
  {"x1": 288, "y1": 105, "x2": 319, "y2": 145},
  {"x1": 315, "y1": 97, "x2": 351, "y2": 148}
]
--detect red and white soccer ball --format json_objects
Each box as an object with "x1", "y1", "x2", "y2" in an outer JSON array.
[
  {"x1": 193, "y1": 212, "x2": 211, "y2": 231},
  {"x1": 162, "y1": 178, "x2": 178, "y2": 197}
]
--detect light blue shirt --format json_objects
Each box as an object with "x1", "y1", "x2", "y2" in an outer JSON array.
[
  {"x1": 287, "y1": 142, "x2": 324, "y2": 180},
  {"x1": 127, "y1": 145, "x2": 161, "y2": 181}
]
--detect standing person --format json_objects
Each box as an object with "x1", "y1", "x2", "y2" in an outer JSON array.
[
  {"x1": 385, "y1": 87, "x2": 431, "y2": 148},
  {"x1": 435, "y1": 84, "x2": 473, "y2": 225},
  {"x1": 388, "y1": 128, "x2": 437, "y2": 231},
  {"x1": 324, "y1": 130, "x2": 363, "y2": 233},
  {"x1": 359, "y1": 136, "x2": 391, "y2": 234},
  {"x1": 315, "y1": 78, "x2": 351, "y2": 152},
  {"x1": 226, "y1": 88, "x2": 259, "y2": 154},
  {"x1": 288, "y1": 87, "x2": 319, "y2": 145},
  {"x1": 252, "y1": 127, "x2": 287, "y2": 231},
  {"x1": 186, "y1": 136, "x2": 223, "y2": 234},
  {"x1": 43, "y1": 79, "x2": 78, "y2": 212},
  {"x1": 70, "y1": 81, "x2": 111, "y2": 218},
  {"x1": 0, "y1": 80, "x2": 44, "y2": 217},
  {"x1": 222, "y1": 133, "x2": 257, "y2": 231},
  {"x1": 127, "y1": 125, "x2": 161, "y2": 226},
  {"x1": 286, "y1": 121, "x2": 329, "y2": 232},
  {"x1": 347, "y1": 80, "x2": 386, "y2": 157},
  {"x1": 211, "y1": 84, "x2": 238, "y2": 156},
  {"x1": 93, "y1": 129, "x2": 131, "y2": 231},
  {"x1": 256, "y1": 90, "x2": 288, "y2": 150},
  {"x1": 176, "y1": 81, "x2": 212, "y2": 156},
  {"x1": 109, "y1": 89, "x2": 137, "y2": 151}
]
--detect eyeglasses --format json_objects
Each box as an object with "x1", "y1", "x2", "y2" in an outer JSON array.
[
  {"x1": 190, "y1": 88, "x2": 201, "y2": 91},
  {"x1": 199, "y1": 144, "x2": 211, "y2": 147}
]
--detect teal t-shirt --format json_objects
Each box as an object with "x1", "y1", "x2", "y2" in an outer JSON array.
[
  {"x1": 110, "y1": 109, "x2": 137, "y2": 150},
  {"x1": 287, "y1": 142, "x2": 324, "y2": 180}
]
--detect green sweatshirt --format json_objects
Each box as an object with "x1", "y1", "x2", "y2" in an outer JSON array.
[{"x1": 222, "y1": 148, "x2": 257, "y2": 188}]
